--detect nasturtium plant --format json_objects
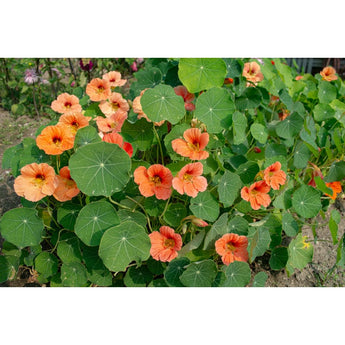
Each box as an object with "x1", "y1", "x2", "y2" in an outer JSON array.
[{"x1": 1, "y1": 57, "x2": 344, "y2": 287}]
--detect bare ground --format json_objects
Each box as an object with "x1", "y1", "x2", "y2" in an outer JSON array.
[{"x1": 0, "y1": 107, "x2": 344, "y2": 287}]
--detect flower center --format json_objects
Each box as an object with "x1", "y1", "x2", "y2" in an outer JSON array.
[
  {"x1": 111, "y1": 102, "x2": 119, "y2": 111},
  {"x1": 52, "y1": 136, "x2": 62, "y2": 145},
  {"x1": 34, "y1": 173, "x2": 46, "y2": 186},
  {"x1": 226, "y1": 243, "x2": 236, "y2": 251},
  {"x1": 164, "y1": 238, "x2": 175, "y2": 248},
  {"x1": 150, "y1": 175, "x2": 161, "y2": 184},
  {"x1": 183, "y1": 173, "x2": 193, "y2": 182},
  {"x1": 64, "y1": 102, "x2": 72, "y2": 108},
  {"x1": 188, "y1": 141, "x2": 200, "y2": 151},
  {"x1": 97, "y1": 86, "x2": 105, "y2": 93}
]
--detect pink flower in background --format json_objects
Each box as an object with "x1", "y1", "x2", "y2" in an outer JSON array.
[
  {"x1": 24, "y1": 69, "x2": 39, "y2": 84},
  {"x1": 40, "y1": 79, "x2": 50, "y2": 85},
  {"x1": 71, "y1": 81, "x2": 76, "y2": 87},
  {"x1": 51, "y1": 68, "x2": 62, "y2": 78},
  {"x1": 136, "y1": 58, "x2": 144, "y2": 64},
  {"x1": 131, "y1": 62, "x2": 138, "y2": 72}
]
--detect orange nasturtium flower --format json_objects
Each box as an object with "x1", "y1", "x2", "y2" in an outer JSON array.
[
  {"x1": 53, "y1": 166, "x2": 80, "y2": 202},
  {"x1": 102, "y1": 71, "x2": 127, "y2": 88},
  {"x1": 172, "y1": 162, "x2": 207, "y2": 198},
  {"x1": 134, "y1": 164, "x2": 173, "y2": 200},
  {"x1": 320, "y1": 66, "x2": 338, "y2": 81},
  {"x1": 215, "y1": 233, "x2": 249, "y2": 265},
  {"x1": 264, "y1": 161, "x2": 287, "y2": 190},
  {"x1": 14, "y1": 163, "x2": 58, "y2": 202},
  {"x1": 102, "y1": 131, "x2": 133, "y2": 157},
  {"x1": 242, "y1": 61, "x2": 264, "y2": 85},
  {"x1": 36, "y1": 125, "x2": 75, "y2": 155},
  {"x1": 241, "y1": 181, "x2": 271, "y2": 210},
  {"x1": 86, "y1": 78, "x2": 111, "y2": 101},
  {"x1": 174, "y1": 85, "x2": 195, "y2": 111},
  {"x1": 325, "y1": 181, "x2": 342, "y2": 200},
  {"x1": 58, "y1": 112, "x2": 91, "y2": 134},
  {"x1": 171, "y1": 128, "x2": 209, "y2": 160},
  {"x1": 278, "y1": 109, "x2": 290, "y2": 121},
  {"x1": 99, "y1": 92, "x2": 129, "y2": 117},
  {"x1": 51, "y1": 93, "x2": 82, "y2": 114},
  {"x1": 95, "y1": 112, "x2": 127, "y2": 133},
  {"x1": 295, "y1": 75, "x2": 304, "y2": 81},
  {"x1": 132, "y1": 89, "x2": 165, "y2": 126},
  {"x1": 149, "y1": 226, "x2": 183, "y2": 262}
]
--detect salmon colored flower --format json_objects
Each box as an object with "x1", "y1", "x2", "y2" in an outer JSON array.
[
  {"x1": 174, "y1": 85, "x2": 195, "y2": 111},
  {"x1": 99, "y1": 92, "x2": 129, "y2": 117},
  {"x1": 95, "y1": 112, "x2": 127, "y2": 133},
  {"x1": 86, "y1": 78, "x2": 111, "y2": 101},
  {"x1": 171, "y1": 128, "x2": 209, "y2": 160},
  {"x1": 36, "y1": 125, "x2": 75, "y2": 155},
  {"x1": 183, "y1": 215, "x2": 208, "y2": 227},
  {"x1": 134, "y1": 164, "x2": 173, "y2": 200},
  {"x1": 320, "y1": 66, "x2": 338, "y2": 81},
  {"x1": 51, "y1": 93, "x2": 82, "y2": 114},
  {"x1": 58, "y1": 112, "x2": 91, "y2": 135},
  {"x1": 149, "y1": 226, "x2": 183, "y2": 262},
  {"x1": 242, "y1": 61, "x2": 264, "y2": 85},
  {"x1": 172, "y1": 162, "x2": 207, "y2": 198},
  {"x1": 264, "y1": 161, "x2": 286, "y2": 190},
  {"x1": 295, "y1": 75, "x2": 303, "y2": 81},
  {"x1": 102, "y1": 71, "x2": 127, "y2": 88},
  {"x1": 132, "y1": 89, "x2": 165, "y2": 126},
  {"x1": 278, "y1": 109, "x2": 290, "y2": 121},
  {"x1": 325, "y1": 181, "x2": 342, "y2": 200},
  {"x1": 14, "y1": 163, "x2": 58, "y2": 202},
  {"x1": 53, "y1": 166, "x2": 80, "y2": 202},
  {"x1": 102, "y1": 131, "x2": 133, "y2": 157},
  {"x1": 215, "y1": 233, "x2": 249, "y2": 265},
  {"x1": 241, "y1": 181, "x2": 271, "y2": 210}
]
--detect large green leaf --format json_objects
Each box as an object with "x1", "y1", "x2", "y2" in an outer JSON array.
[
  {"x1": 73, "y1": 125, "x2": 101, "y2": 150},
  {"x1": 163, "y1": 203, "x2": 187, "y2": 227},
  {"x1": 130, "y1": 67, "x2": 163, "y2": 97},
  {"x1": 124, "y1": 266, "x2": 153, "y2": 287},
  {"x1": 140, "y1": 84, "x2": 185, "y2": 124},
  {"x1": 34, "y1": 252, "x2": 59, "y2": 278},
  {"x1": 75, "y1": 201, "x2": 120, "y2": 246},
  {"x1": 203, "y1": 213, "x2": 229, "y2": 250},
  {"x1": 69, "y1": 141, "x2": 131, "y2": 197},
  {"x1": 179, "y1": 259, "x2": 217, "y2": 287},
  {"x1": 190, "y1": 191, "x2": 220, "y2": 222},
  {"x1": 288, "y1": 233, "x2": 313, "y2": 270},
  {"x1": 318, "y1": 80, "x2": 337, "y2": 104},
  {"x1": 293, "y1": 141, "x2": 311, "y2": 169},
  {"x1": 292, "y1": 185, "x2": 321, "y2": 218},
  {"x1": 117, "y1": 209, "x2": 147, "y2": 228},
  {"x1": 0, "y1": 256, "x2": 16, "y2": 283},
  {"x1": 57, "y1": 202, "x2": 82, "y2": 231},
  {"x1": 99, "y1": 221, "x2": 151, "y2": 272},
  {"x1": 252, "y1": 271, "x2": 268, "y2": 287},
  {"x1": 0, "y1": 208, "x2": 44, "y2": 248},
  {"x1": 222, "y1": 261, "x2": 251, "y2": 287},
  {"x1": 236, "y1": 87, "x2": 262, "y2": 110},
  {"x1": 313, "y1": 103, "x2": 335, "y2": 122},
  {"x1": 223, "y1": 58, "x2": 243, "y2": 78},
  {"x1": 276, "y1": 112, "x2": 304, "y2": 139},
  {"x1": 228, "y1": 216, "x2": 249, "y2": 236},
  {"x1": 282, "y1": 212, "x2": 299, "y2": 237},
  {"x1": 164, "y1": 257, "x2": 190, "y2": 287},
  {"x1": 324, "y1": 161, "x2": 345, "y2": 183},
  {"x1": 178, "y1": 58, "x2": 227, "y2": 93},
  {"x1": 250, "y1": 123, "x2": 268, "y2": 144},
  {"x1": 194, "y1": 87, "x2": 235, "y2": 133},
  {"x1": 218, "y1": 171, "x2": 243, "y2": 207},
  {"x1": 247, "y1": 226, "x2": 271, "y2": 263},
  {"x1": 57, "y1": 236, "x2": 83, "y2": 264},
  {"x1": 121, "y1": 118, "x2": 154, "y2": 151},
  {"x1": 61, "y1": 262, "x2": 88, "y2": 287},
  {"x1": 269, "y1": 247, "x2": 288, "y2": 270},
  {"x1": 232, "y1": 111, "x2": 248, "y2": 145}
]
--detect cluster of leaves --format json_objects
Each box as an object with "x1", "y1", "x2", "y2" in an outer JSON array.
[{"x1": 1, "y1": 57, "x2": 345, "y2": 287}]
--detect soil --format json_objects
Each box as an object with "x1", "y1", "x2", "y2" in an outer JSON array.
[{"x1": 0, "y1": 107, "x2": 344, "y2": 287}]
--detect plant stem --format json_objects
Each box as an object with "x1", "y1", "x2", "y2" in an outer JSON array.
[
  {"x1": 68, "y1": 58, "x2": 77, "y2": 81},
  {"x1": 32, "y1": 85, "x2": 40, "y2": 120},
  {"x1": 108, "y1": 196, "x2": 132, "y2": 210},
  {"x1": 153, "y1": 125, "x2": 164, "y2": 165},
  {"x1": 125, "y1": 196, "x2": 153, "y2": 232}
]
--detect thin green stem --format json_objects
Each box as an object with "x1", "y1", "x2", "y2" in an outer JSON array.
[
  {"x1": 125, "y1": 196, "x2": 153, "y2": 232},
  {"x1": 108, "y1": 196, "x2": 132, "y2": 210},
  {"x1": 159, "y1": 196, "x2": 171, "y2": 222},
  {"x1": 153, "y1": 125, "x2": 164, "y2": 165}
]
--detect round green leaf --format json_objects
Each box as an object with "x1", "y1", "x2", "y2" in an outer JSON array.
[
  {"x1": 203, "y1": 213, "x2": 228, "y2": 250},
  {"x1": 99, "y1": 221, "x2": 151, "y2": 272},
  {"x1": 269, "y1": 247, "x2": 288, "y2": 270},
  {"x1": 124, "y1": 266, "x2": 153, "y2": 287},
  {"x1": 250, "y1": 123, "x2": 268, "y2": 144},
  {"x1": 282, "y1": 212, "x2": 299, "y2": 237},
  {"x1": 232, "y1": 111, "x2": 248, "y2": 145},
  {"x1": 228, "y1": 216, "x2": 249, "y2": 236},
  {"x1": 218, "y1": 171, "x2": 242, "y2": 208},
  {"x1": 140, "y1": 85, "x2": 185, "y2": 124},
  {"x1": 318, "y1": 80, "x2": 337, "y2": 104},
  {"x1": 222, "y1": 261, "x2": 251, "y2": 287},
  {"x1": 57, "y1": 237, "x2": 83, "y2": 264},
  {"x1": 313, "y1": 103, "x2": 335, "y2": 122},
  {"x1": 61, "y1": 262, "x2": 88, "y2": 287},
  {"x1": 190, "y1": 191, "x2": 220, "y2": 222},
  {"x1": 73, "y1": 125, "x2": 101, "y2": 150},
  {"x1": 293, "y1": 142, "x2": 311, "y2": 169},
  {"x1": 75, "y1": 201, "x2": 120, "y2": 246},
  {"x1": 194, "y1": 87, "x2": 235, "y2": 133},
  {"x1": 247, "y1": 226, "x2": 271, "y2": 263},
  {"x1": 288, "y1": 233, "x2": 314, "y2": 269},
  {"x1": 121, "y1": 118, "x2": 154, "y2": 151},
  {"x1": 237, "y1": 161, "x2": 260, "y2": 185},
  {"x1": 164, "y1": 257, "x2": 190, "y2": 287},
  {"x1": 34, "y1": 252, "x2": 58, "y2": 278},
  {"x1": 178, "y1": 58, "x2": 227, "y2": 93},
  {"x1": 252, "y1": 271, "x2": 268, "y2": 287},
  {"x1": 163, "y1": 203, "x2": 187, "y2": 227},
  {"x1": 276, "y1": 112, "x2": 304, "y2": 139},
  {"x1": 57, "y1": 202, "x2": 82, "y2": 231},
  {"x1": 180, "y1": 260, "x2": 217, "y2": 287},
  {"x1": 144, "y1": 197, "x2": 166, "y2": 217},
  {"x1": 69, "y1": 141, "x2": 131, "y2": 197},
  {"x1": 117, "y1": 209, "x2": 147, "y2": 228},
  {"x1": 324, "y1": 161, "x2": 345, "y2": 183},
  {"x1": 292, "y1": 185, "x2": 321, "y2": 218},
  {"x1": 0, "y1": 208, "x2": 44, "y2": 248}
]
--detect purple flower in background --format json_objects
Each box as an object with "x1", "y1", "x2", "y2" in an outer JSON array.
[
  {"x1": 71, "y1": 81, "x2": 76, "y2": 87},
  {"x1": 131, "y1": 61, "x2": 138, "y2": 72},
  {"x1": 24, "y1": 69, "x2": 39, "y2": 84},
  {"x1": 40, "y1": 78, "x2": 50, "y2": 85},
  {"x1": 79, "y1": 59, "x2": 94, "y2": 71}
]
